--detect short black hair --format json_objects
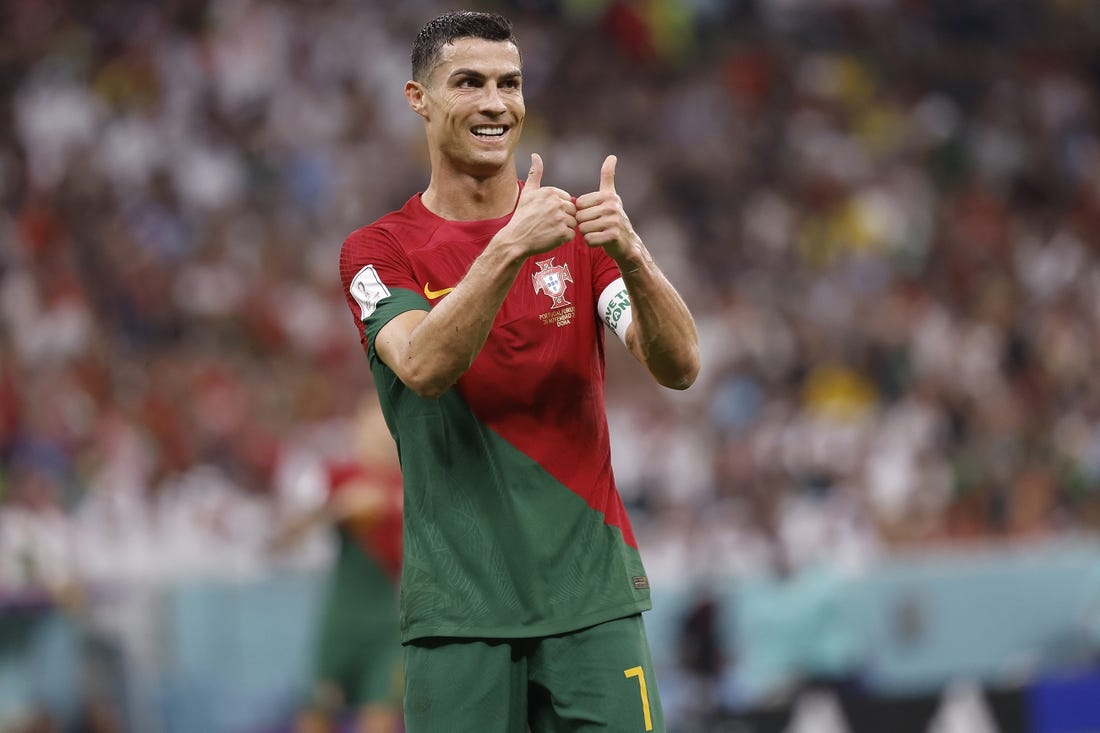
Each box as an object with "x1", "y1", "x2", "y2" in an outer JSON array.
[{"x1": 411, "y1": 11, "x2": 518, "y2": 83}]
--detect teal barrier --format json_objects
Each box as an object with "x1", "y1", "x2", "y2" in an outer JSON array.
[
  {"x1": 163, "y1": 572, "x2": 326, "y2": 733},
  {"x1": 853, "y1": 542, "x2": 1100, "y2": 692},
  {"x1": 727, "y1": 540, "x2": 1100, "y2": 700},
  {"x1": 730, "y1": 563, "x2": 862, "y2": 699},
  {"x1": 0, "y1": 607, "x2": 80, "y2": 725},
  {"x1": 4, "y1": 541, "x2": 1100, "y2": 731}
]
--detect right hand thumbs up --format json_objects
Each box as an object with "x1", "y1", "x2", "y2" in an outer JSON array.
[
  {"x1": 505, "y1": 153, "x2": 576, "y2": 254},
  {"x1": 526, "y1": 152, "x2": 543, "y2": 190}
]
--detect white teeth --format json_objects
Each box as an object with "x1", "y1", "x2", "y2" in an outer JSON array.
[{"x1": 472, "y1": 126, "x2": 505, "y2": 136}]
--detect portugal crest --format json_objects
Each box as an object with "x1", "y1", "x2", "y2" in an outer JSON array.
[{"x1": 531, "y1": 257, "x2": 573, "y2": 309}]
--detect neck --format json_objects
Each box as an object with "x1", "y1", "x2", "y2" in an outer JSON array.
[{"x1": 420, "y1": 164, "x2": 519, "y2": 221}]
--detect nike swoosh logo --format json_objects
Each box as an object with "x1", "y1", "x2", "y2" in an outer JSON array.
[{"x1": 423, "y1": 283, "x2": 454, "y2": 299}]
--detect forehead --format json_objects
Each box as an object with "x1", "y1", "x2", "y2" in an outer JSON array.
[{"x1": 432, "y1": 37, "x2": 521, "y2": 79}]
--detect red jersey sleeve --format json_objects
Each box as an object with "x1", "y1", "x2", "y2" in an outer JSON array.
[{"x1": 338, "y1": 223, "x2": 423, "y2": 354}]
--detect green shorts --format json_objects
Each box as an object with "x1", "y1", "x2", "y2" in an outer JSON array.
[
  {"x1": 312, "y1": 534, "x2": 402, "y2": 709},
  {"x1": 403, "y1": 614, "x2": 664, "y2": 733},
  {"x1": 313, "y1": 615, "x2": 402, "y2": 709}
]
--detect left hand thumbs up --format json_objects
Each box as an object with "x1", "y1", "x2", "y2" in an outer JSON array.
[
  {"x1": 576, "y1": 155, "x2": 636, "y2": 259},
  {"x1": 599, "y1": 154, "x2": 617, "y2": 194}
]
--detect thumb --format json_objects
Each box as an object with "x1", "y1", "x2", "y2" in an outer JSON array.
[
  {"x1": 599, "y1": 154, "x2": 617, "y2": 194},
  {"x1": 526, "y1": 153, "x2": 543, "y2": 190}
]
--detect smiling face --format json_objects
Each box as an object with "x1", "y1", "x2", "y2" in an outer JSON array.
[{"x1": 406, "y1": 37, "x2": 524, "y2": 180}]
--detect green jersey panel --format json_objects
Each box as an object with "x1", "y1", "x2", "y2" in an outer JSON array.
[{"x1": 365, "y1": 288, "x2": 650, "y2": 641}]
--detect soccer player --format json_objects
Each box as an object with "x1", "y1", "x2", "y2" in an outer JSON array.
[
  {"x1": 272, "y1": 401, "x2": 404, "y2": 733},
  {"x1": 338, "y1": 10, "x2": 699, "y2": 732},
  {"x1": 299, "y1": 460, "x2": 403, "y2": 733}
]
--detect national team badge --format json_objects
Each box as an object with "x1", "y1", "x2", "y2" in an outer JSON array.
[{"x1": 531, "y1": 257, "x2": 573, "y2": 309}]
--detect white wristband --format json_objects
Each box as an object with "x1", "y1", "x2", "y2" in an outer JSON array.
[{"x1": 597, "y1": 277, "x2": 633, "y2": 345}]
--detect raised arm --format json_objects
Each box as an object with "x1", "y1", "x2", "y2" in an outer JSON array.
[
  {"x1": 374, "y1": 155, "x2": 577, "y2": 399},
  {"x1": 576, "y1": 155, "x2": 700, "y2": 390}
]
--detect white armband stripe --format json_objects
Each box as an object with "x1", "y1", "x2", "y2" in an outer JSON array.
[{"x1": 597, "y1": 277, "x2": 633, "y2": 345}]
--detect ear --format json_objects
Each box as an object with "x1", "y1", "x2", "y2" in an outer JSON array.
[{"x1": 405, "y1": 80, "x2": 428, "y2": 119}]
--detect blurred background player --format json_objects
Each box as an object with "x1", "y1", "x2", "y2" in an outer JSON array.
[{"x1": 271, "y1": 399, "x2": 403, "y2": 733}]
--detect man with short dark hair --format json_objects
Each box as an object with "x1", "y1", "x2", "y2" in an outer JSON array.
[{"x1": 339, "y1": 10, "x2": 699, "y2": 731}]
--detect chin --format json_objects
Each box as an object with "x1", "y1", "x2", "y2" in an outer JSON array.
[{"x1": 464, "y1": 152, "x2": 514, "y2": 178}]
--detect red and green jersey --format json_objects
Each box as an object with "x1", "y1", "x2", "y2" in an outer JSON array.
[
  {"x1": 325, "y1": 461, "x2": 403, "y2": 583},
  {"x1": 338, "y1": 189, "x2": 651, "y2": 643}
]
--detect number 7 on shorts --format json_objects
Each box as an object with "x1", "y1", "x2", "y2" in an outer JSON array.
[{"x1": 623, "y1": 666, "x2": 653, "y2": 731}]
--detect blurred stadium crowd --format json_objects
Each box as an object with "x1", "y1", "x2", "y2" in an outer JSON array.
[{"x1": 2, "y1": 0, "x2": 1100, "y2": 728}]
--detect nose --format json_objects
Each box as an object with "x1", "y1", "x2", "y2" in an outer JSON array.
[{"x1": 480, "y1": 83, "x2": 507, "y2": 115}]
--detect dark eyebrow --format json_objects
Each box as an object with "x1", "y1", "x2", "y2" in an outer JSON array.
[{"x1": 449, "y1": 68, "x2": 522, "y2": 82}]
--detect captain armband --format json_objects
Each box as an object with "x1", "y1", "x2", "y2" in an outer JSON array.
[{"x1": 597, "y1": 277, "x2": 634, "y2": 345}]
